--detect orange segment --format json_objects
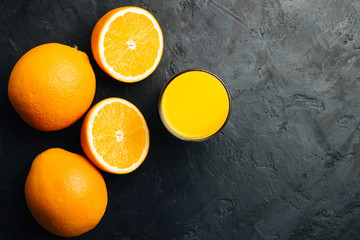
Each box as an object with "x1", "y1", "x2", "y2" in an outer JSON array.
[
  {"x1": 81, "y1": 98, "x2": 149, "y2": 174},
  {"x1": 91, "y1": 7, "x2": 163, "y2": 82}
]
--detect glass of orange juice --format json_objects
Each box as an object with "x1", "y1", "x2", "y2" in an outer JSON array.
[{"x1": 159, "y1": 69, "x2": 231, "y2": 141}]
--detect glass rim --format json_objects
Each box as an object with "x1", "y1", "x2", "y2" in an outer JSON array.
[{"x1": 158, "y1": 68, "x2": 232, "y2": 142}]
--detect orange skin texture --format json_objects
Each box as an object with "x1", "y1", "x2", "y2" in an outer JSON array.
[
  {"x1": 25, "y1": 148, "x2": 108, "y2": 237},
  {"x1": 8, "y1": 43, "x2": 96, "y2": 131}
]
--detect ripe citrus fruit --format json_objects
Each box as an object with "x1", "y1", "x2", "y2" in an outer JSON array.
[
  {"x1": 25, "y1": 148, "x2": 107, "y2": 237},
  {"x1": 8, "y1": 43, "x2": 96, "y2": 131},
  {"x1": 81, "y1": 98, "x2": 150, "y2": 174},
  {"x1": 91, "y1": 7, "x2": 164, "y2": 82}
]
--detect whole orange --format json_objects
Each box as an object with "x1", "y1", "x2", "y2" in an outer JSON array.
[
  {"x1": 8, "y1": 43, "x2": 96, "y2": 131},
  {"x1": 25, "y1": 148, "x2": 108, "y2": 237}
]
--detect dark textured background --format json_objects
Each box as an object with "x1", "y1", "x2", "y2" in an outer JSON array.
[{"x1": 1, "y1": 0, "x2": 360, "y2": 239}]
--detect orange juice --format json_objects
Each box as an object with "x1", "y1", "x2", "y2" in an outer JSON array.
[{"x1": 159, "y1": 69, "x2": 231, "y2": 141}]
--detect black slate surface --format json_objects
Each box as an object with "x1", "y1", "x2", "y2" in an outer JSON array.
[{"x1": 1, "y1": 0, "x2": 360, "y2": 239}]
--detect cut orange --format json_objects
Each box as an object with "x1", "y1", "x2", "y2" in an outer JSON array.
[
  {"x1": 91, "y1": 6, "x2": 164, "y2": 82},
  {"x1": 81, "y1": 98, "x2": 150, "y2": 174}
]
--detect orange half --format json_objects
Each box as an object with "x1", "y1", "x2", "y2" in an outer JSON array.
[
  {"x1": 91, "y1": 6, "x2": 164, "y2": 82},
  {"x1": 81, "y1": 98, "x2": 150, "y2": 174}
]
